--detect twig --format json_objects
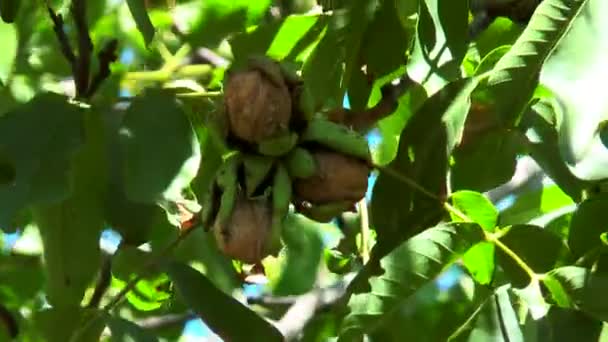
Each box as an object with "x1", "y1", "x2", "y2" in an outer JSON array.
[
  {"x1": 260, "y1": 275, "x2": 355, "y2": 341},
  {"x1": 137, "y1": 312, "x2": 197, "y2": 330},
  {"x1": 86, "y1": 39, "x2": 119, "y2": 98},
  {"x1": 192, "y1": 47, "x2": 230, "y2": 68},
  {"x1": 47, "y1": 5, "x2": 76, "y2": 68},
  {"x1": 71, "y1": 0, "x2": 93, "y2": 97},
  {"x1": 334, "y1": 74, "x2": 413, "y2": 132},
  {"x1": 86, "y1": 252, "x2": 113, "y2": 308}
]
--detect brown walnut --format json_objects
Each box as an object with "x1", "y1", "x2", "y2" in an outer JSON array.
[
  {"x1": 224, "y1": 69, "x2": 292, "y2": 143},
  {"x1": 294, "y1": 150, "x2": 370, "y2": 204},
  {"x1": 213, "y1": 195, "x2": 274, "y2": 264}
]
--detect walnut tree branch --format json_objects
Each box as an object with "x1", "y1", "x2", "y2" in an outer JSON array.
[
  {"x1": 330, "y1": 74, "x2": 414, "y2": 132},
  {"x1": 47, "y1": 5, "x2": 76, "y2": 69},
  {"x1": 249, "y1": 275, "x2": 355, "y2": 341},
  {"x1": 71, "y1": 0, "x2": 93, "y2": 98},
  {"x1": 86, "y1": 252, "x2": 113, "y2": 308},
  {"x1": 86, "y1": 39, "x2": 119, "y2": 98}
]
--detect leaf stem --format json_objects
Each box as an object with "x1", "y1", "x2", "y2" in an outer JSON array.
[
  {"x1": 486, "y1": 232, "x2": 538, "y2": 281},
  {"x1": 380, "y1": 166, "x2": 540, "y2": 284},
  {"x1": 358, "y1": 199, "x2": 370, "y2": 264},
  {"x1": 378, "y1": 166, "x2": 440, "y2": 201}
]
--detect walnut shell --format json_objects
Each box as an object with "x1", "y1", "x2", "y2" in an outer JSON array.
[
  {"x1": 224, "y1": 69, "x2": 292, "y2": 143},
  {"x1": 294, "y1": 150, "x2": 370, "y2": 204},
  {"x1": 213, "y1": 195, "x2": 274, "y2": 264}
]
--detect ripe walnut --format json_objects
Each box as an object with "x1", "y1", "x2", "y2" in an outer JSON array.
[
  {"x1": 224, "y1": 68, "x2": 292, "y2": 143},
  {"x1": 213, "y1": 195, "x2": 274, "y2": 264},
  {"x1": 294, "y1": 150, "x2": 370, "y2": 204}
]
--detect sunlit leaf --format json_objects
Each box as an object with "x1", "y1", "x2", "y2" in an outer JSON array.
[
  {"x1": 545, "y1": 266, "x2": 608, "y2": 322},
  {"x1": 407, "y1": 0, "x2": 469, "y2": 94},
  {"x1": 488, "y1": 0, "x2": 588, "y2": 125},
  {"x1": 126, "y1": 0, "x2": 156, "y2": 46},
  {"x1": 500, "y1": 184, "x2": 576, "y2": 226},
  {"x1": 540, "y1": 0, "x2": 608, "y2": 181},
  {"x1": 449, "y1": 190, "x2": 498, "y2": 231},
  {"x1": 0, "y1": 21, "x2": 17, "y2": 83},
  {"x1": 451, "y1": 286, "x2": 523, "y2": 342},
  {"x1": 188, "y1": 0, "x2": 272, "y2": 48},
  {"x1": 462, "y1": 242, "x2": 495, "y2": 285}
]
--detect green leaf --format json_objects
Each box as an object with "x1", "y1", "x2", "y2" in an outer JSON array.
[
  {"x1": 166, "y1": 262, "x2": 283, "y2": 341},
  {"x1": 511, "y1": 280, "x2": 550, "y2": 320},
  {"x1": 451, "y1": 129, "x2": 521, "y2": 193},
  {"x1": 103, "y1": 107, "x2": 166, "y2": 245},
  {"x1": 371, "y1": 78, "x2": 479, "y2": 253},
  {"x1": 449, "y1": 190, "x2": 498, "y2": 231},
  {"x1": 371, "y1": 75, "x2": 427, "y2": 166},
  {"x1": 105, "y1": 315, "x2": 159, "y2": 342},
  {"x1": 112, "y1": 245, "x2": 162, "y2": 282},
  {"x1": 532, "y1": 307, "x2": 602, "y2": 341},
  {"x1": 0, "y1": 0, "x2": 20, "y2": 23},
  {"x1": 407, "y1": 0, "x2": 469, "y2": 94},
  {"x1": 33, "y1": 108, "x2": 107, "y2": 308},
  {"x1": 462, "y1": 242, "x2": 495, "y2": 285},
  {"x1": 540, "y1": 0, "x2": 608, "y2": 181},
  {"x1": 188, "y1": 0, "x2": 271, "y2": 48},
  {"x1": 0, "y1": 93, "x2": 84, "y2": 228},
  {"x1": 500, "y1": 184, "x2": 576, "y2": 226},
  {"x1": 0, "y1": 149, "x2": 15, "y2": 185},
  {"x1": 302, "y1": 1, "x2": 378, "y2": 109},
  {"x1": 568, "y1": 194, "x2": 608, "y2": 259},
  {"x1": 0, "y1": 21, "x2": 17, "y2": 83},
  {"x1": 120, "y1": 89, "x2": 200, "y2": 203},
  {"x1": 545, "y1": 266, "x2": 608, "y2": 322},
  {"x1": 273, "y1": 213, "x2": 324, "y2": 296},
  {"x1": 0, "y1": 254, "x2": 44, "y2": 307},
  {"x1": 487, "y1": 0, "x2": 588, "y2": 125},
  {"x1": 126, "y1": 0, "x2": 155, "y2": 46},
  {"x1": 262, "y1": 14, "x2": 326, "y2": 62},
  {"x1": 359, "y1": 0, "x2": 414, "y2": 79},
  {"x1": 451, "y1": 286, "x2": 523, "y2": 342},
  {"x1": 520, "y1": 100, "x2": 586, "y2": 201},
  {"x1": 33, "y1": 307, "x2": 105, "y2": 342},
  {"x1": 474, "y1": 17, "x2": 522, "y2": 59},
  {"x1": 112, "y1": 274, "x2": 172, "y2": 312},
  {"x1": 496, "y1": 225, "x2": 564, "y2": 288},
  {"x1": 339, "y1": 223, "x2": 485, "y2": 340}
]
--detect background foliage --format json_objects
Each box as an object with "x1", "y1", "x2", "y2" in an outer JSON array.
[{"x1": 2, "y1": 0, "x2": 608, "y2": 341}]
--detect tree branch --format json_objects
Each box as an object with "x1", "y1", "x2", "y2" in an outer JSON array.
[
  {"x1": 86, "y1": 252, "x2": 113, "y2": 308},
  {"x1": 47, "y1": 5, "x2": 76, "y2": 69},
  {"x1": 71, "y1": 0, "x2": 93, "y2": 98},
  {"x1": 249, "y1": 275, "x2": 355, "y2": 341},
  {"x1": 86, "y1": 39, "x2": 119, "y2": 98},
  {"x1": 329, "y1": 74, "x2": 413, "y2": 132},
  {"x1": 137, "y1": 312, "x2": 197, "y2": 330}
]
